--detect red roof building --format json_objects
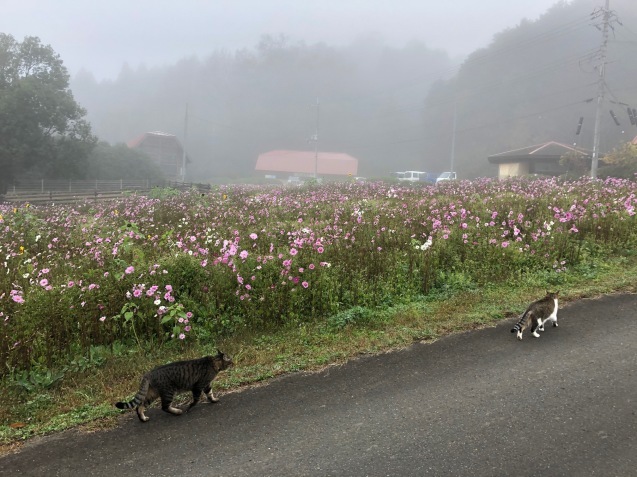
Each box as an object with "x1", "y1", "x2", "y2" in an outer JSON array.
[
  {"x1": 255, "y1": 150, "x2": 358, "y2": 178},
  {"x1": 127, "y1": 131, "x2": 185, "y2": 180}
]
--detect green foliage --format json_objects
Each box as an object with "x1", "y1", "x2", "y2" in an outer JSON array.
[
  {"x1": 326, "y1": 306, "x2": 373, "y2": 330},
  {"x1": 599, "y1": 142, "x2": 637, "y2": 179},
  {"x1": 2, "y1": 178, "x2": 637, "y2": 376},
  {"x1": 85, "y1": 142, "x2": 165, "y2": 181},
  {"x1": 0, "y1": 34, "x2": 96, "y2": 192},
  {"x1": 12, "y1": 366, "x2": 65, "y2": 393}
]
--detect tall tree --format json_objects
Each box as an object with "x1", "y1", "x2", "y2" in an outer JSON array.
[{"x1": 0, "y1": 34, "x2": 95, "y2": 193}]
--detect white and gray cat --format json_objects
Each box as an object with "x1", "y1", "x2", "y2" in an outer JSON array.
[{"x1": 511, "y1": 291, "x2": 559, "y2": 340}]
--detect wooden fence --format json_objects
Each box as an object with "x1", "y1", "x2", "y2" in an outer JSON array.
[{"x1": 0, "y1": 180, "x2": 211, "y2": 205}]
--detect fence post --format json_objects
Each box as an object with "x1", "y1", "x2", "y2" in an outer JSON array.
[{"x1": 69, "y1": 179, "x2": 72, "y2": 192}]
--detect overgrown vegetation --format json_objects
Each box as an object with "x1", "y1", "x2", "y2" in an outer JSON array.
[{"x1": 1, "y1": 177, "x2": 636, "y2": 447}]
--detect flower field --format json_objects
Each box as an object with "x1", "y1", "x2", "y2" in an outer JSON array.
[{"x1": 1, "y1": 177, "x2": 636, "y2": 374}]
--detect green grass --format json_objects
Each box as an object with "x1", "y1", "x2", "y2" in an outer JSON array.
[{"x1": 1, "y1": 255, "x2": 637, "y2": 454}]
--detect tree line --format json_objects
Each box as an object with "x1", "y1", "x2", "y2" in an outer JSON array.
[{"x1": 2, "y1": 0, "x2": 636, "y2": 189}]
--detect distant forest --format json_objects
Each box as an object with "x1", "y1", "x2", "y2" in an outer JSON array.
[{"x1": 71, "y1": 0, "x2": 637, "y2": 181}]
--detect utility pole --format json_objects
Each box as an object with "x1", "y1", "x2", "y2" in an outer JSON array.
[
  {"x1": 314, "y1": 97, "x2": 320, "y2": 179},
  {"x1": 590, "y1": 0, "x2": 611, "y2": 179},
  {"x1": 450, "y1": 100, "x2": 457, "y2": 174},
  {"x1": 181, "y1": 103, "x2": 189, "y2": 183}
]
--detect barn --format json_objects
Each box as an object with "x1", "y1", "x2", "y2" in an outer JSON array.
[
  {"x1": 488, "y1": 141, "x2": 591, "y2": 179},
  {"x1": 127, "y1": 131, "x2": 186, "y2": 180},
  {"x1": 255, "y1": 150, "x2": 359, "y2": 179}
]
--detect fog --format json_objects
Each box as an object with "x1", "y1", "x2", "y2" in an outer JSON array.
[
  {"x1": 5, "y1": 0, "x2": 558, "y2": 80},
  {"x1": 4, "y1": 0, "x2": 637, "y2": 181}
]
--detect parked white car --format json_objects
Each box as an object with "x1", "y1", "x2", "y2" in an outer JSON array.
[
  {"x1": 436, "y1": 171, "x2": 457, "y2": 183},
  {"x1": 398, "y1": 171, "x2": 428, "y2": 182}
]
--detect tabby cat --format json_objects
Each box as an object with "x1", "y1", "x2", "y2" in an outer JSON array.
[
  {"x1": 511, "y1": 291, "x2": 559, "y2": 340},
  {"x1": 115, "y1": 351, "x2": 233, "y2": 422}
]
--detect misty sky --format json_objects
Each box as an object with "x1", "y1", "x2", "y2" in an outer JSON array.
[{"x1": 3, "y1": 0, "x2": 561, "y2": 80}]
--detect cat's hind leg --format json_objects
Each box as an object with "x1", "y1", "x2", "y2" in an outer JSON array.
[
  {"x1": 160, "y1": 393, "x2": 183, "y2": 416},
  {"x1": 532, "y1": 317, "x2": 542, "y2": 338}
]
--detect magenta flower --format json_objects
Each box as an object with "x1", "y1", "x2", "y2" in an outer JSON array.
[
  {"x1": 290, "y1": 248, "x2": 298, "y2": 256},
  {"x1": 240, "y1": 250, "x2": 248, "y2": 260},
  {"x1": 302, "y1": 281, "x2": 309, "y2": 288},
  {"x1": 39, "y1": 278, "x2": 49, "y2": 287},
  {"x1": 250, "y1": 233, "x2": 258, "y2": 240},
  {"x1": 125, "y1": 266, "x2": 134, "y2": 274},
  {"x1": 501, "y1": 241, "x2": 509, "y2": 248}
]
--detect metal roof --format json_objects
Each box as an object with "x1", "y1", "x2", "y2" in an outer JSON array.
[
  {"x1": 488, "y1": 141, "x2": 591, "y2": 164},
  {"x1": 255, "y1": 150, "x2": 358, "y2": 176}
]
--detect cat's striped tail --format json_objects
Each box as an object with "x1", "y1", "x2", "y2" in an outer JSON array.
[
  {"x1": 511, "y1": 311, "x2": 528, "y2": 333},
  {"x1": 115, "y1": 376, "x2": 150, "y2": 409}
]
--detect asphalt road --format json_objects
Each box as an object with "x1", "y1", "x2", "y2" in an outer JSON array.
[{"x1": 2, "y1": 293, "x2": 636, "y2": 477}]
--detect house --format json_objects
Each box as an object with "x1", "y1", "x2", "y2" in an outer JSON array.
[
  {"x1": 488, "y1": 141, "x2": 591, "y2": 179},
  {"x1": 127, "y1": 131, "x2": 186, "y2": 180},
  {"x1": 255, "y1": 150, "x2": 359, "y2": 179}
]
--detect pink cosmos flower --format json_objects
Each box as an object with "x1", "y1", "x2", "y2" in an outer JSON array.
[
  {"x1": 501, "y1": 241, "x2": 509, "y2": 248},
  {"x1": 302, "y1": 281, "x2": 309, "y2": 288},
  {"x1": 290, "y1": 248, "x2": 298, "y2": 256},
  {"x1": 240, "y1": 250, "x2": 248, "y2": 259},
  {"x1": 250, "y1": 233, "x2": 258, "y2": 240},
  {"x1": 39, "y1": 278, "x2": 49, "y2": 287},
  {"x1": 125, "y1": 266, "x2": 134, "y2": 274}
]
